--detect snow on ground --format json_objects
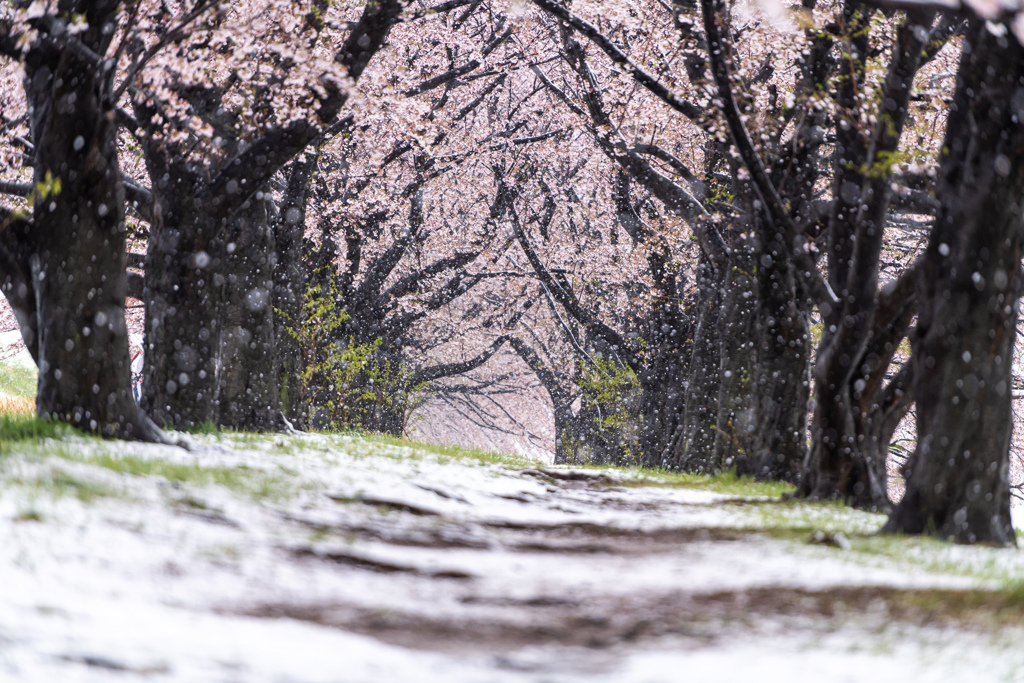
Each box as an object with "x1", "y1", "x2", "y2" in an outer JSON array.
[
  {"x1": 1, "y1": 432, "x2": 1024, "y2": 682},
  {"x1": 0, "y1": 330, "x2": 32, "y2": 371}
]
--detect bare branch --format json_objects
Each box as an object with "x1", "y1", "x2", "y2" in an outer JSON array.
[
  {"x1": 378, "y1": 251, "x2": 481, "y2": 304},
  {"x1": 529, "y1": 0, "x2": 704, "y2": 122},
  {"x1": 697, "y1": 0, "x2": 839, "y2": 305},
  {"x1": 0, "y1": 181, "x2": 31, "y2": 197},
  {"x1": 413, "y1": 335, "x2": 512, "y2": 384},
  {"x1": 404, "y1": 27, "x2": 511, "y2": 96},
  {"x1": 504, "y1": 180, "x2": 639, "y2": 371},
  {"x1": 531, "y1": 66, "x2": 587, "y2": 117},
  {"x1": 123, "y1": 178, "x2": 154, "y2": 223}
]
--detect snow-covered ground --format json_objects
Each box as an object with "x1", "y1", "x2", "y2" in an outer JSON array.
[{"x1": 2, "y1": 432, "x2": 1024, "y2": 682}]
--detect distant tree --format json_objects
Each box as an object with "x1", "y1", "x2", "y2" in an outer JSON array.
[
  {"x1": 278, "y1": 4, "x2": 546, "y2": 433},
  {"x1": 524, "y1": 0, "x2": 952, "y2": 497},
  {"x1": 524, "y1": 0, "x2": 829, "y2": 477}
]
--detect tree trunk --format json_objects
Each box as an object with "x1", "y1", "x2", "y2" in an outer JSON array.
[
  {"x1": 637, "y1": 304, "x2": 693, "y2": 468},
  {"x1": 143, "y1": 179, "x2": 283, "y2": 431},
  {"x1": 884, "y1": 22, "x2": 1024, "y2": 545},
  {"x1": 141, "y1": 185, "x2": 221, "y2": 429},
  {"x1": 744, "y1": 245, "x2": 810, "y2": 481},
  {"x1": 274, "y1": 153, "x2": 319, "y2": 424},
  {"x1": 553, "y1": 401, "x2": 581, "y2": 464},
  {"x1": 215, "y1": 193, "x2": 281, "y2": 429},
  {"x1": 20, "y1": 12, "x2": 164, "y2": 441},
  {"x1": 714, "y1": 230, "x2": 758, "y2": 472},
  {"x1": 0, "y1": 225, "x2": 37, "y2": 365},
  {"x1": 674, "y1": 256, "x2": 723, "y2": 471},
  {"x1": 799, "y1": 10, "x2": 933, "y2": 508}
]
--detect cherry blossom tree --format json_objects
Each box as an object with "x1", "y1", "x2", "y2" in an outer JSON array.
[
  {"x1": 884, "y1": 17, "x2": 1024, "y2": 544},
  {"x1": 0, "y1": 0, "x2": 166, "y2": 440}
]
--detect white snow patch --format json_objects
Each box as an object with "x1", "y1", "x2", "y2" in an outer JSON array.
[
  {"x1": 1, "y1": 433, "x2": 1022, "y2": 682},
  {"x1": 0, "y1": 329, "x2": 34, "y2": 370}
]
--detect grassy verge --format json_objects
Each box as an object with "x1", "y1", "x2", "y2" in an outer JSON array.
[
  {"x1": 56, "y1": 450, "x2": 292, "y2": 502},
  {"x1": 0, "y1": 355, "x2": 37, "y2": 417},
  {"x1": 361, "y1": 432, "x2": 540, "y2": 468},
  {"x1": 0, "y1": 418, "x2": 289, "y2": 502},
  {"x1": 0, "y1": 361, "x2": 36, "y2": 398},
  {"x1": 354, "y1": 433, "x2": 794, "y2": 498},
  {"x1": 14, "y1": 467, "x2": 125, "y2": 504},
  {"x1": 565, "y1": 461, "x2": 796, "y2": 497},
  {"x1": 629, "y1": 467, "x2": 795, "y2": 497},
  {"x1": 0, "y1": 415, "x2": 83, "y2": 450}
]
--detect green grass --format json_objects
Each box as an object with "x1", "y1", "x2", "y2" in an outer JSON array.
[
  {"x1": 575, "y1": 463, "x2": 796, "y2": 497},
  {"x1": 57, "y1": 451, "x2": 291, "y2": 502},
  {"x1": 843, "y1": 531, "x2": 1024, "y2": 585},
  {"x1": 642, "y1": 468, "x2": 796, "y2": 497},
  {"x1": 748, "y1": 496, "x2": 885, "y2": 534},
  {"x1": 213, "y1": 431, "x2": 308, "y2": 457},
  {"x1": 354, "y1": 432, "x2": 541, "y2": 468},
  {"x1": 182, "y1": 419, "x2": 220, "y2": 435},
  {"x1": 0, "y1": 426, "x2": 292, "y2": 502},
  {"x1": 4, "y1": 421, "x2": 1024, "y2": 600},
  {"x1": 0, "y1": 415, "x2": 83, "y2": 450},
  {"x1": 323, "y1": 431, "x2": 794, "y2": 498},
  {"x1": 13, "y1": 467, "x2": 125, "y2": 503},
  {"x1": 714, "y1": 497, "x2": 1024, "y2": 589},
  {"x1": 14, "y1": 507, "x2": 44, "y2": 522},
  {"x1": 0, "y1": 362, "x2": 36, "y2": 398}
]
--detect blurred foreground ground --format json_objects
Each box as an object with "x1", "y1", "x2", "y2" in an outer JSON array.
[{"x1": 2, "y1": 430, "x2": 1024, "y2": 682}]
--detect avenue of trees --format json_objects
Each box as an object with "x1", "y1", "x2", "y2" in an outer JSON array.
[{"x1": 2, "y1": 0, "x2": 1024, "y2": 545}]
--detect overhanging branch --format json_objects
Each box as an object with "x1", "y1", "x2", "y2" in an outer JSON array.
[
  {"x1": 529, "y1": 0, "x2": 704, "y2": 122},
  {"x1": 697, "y1": 0, "x2": 838, "y2": 306},
  {"x1": 412, "y1": 335, "x2": 511, "y2": 384}
]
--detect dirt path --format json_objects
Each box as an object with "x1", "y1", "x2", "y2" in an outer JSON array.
[{"x1": 1, "y1": 433, "x2": 1023, "y2": 682}]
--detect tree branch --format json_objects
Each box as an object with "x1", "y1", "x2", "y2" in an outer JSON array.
[
  {"x1": 404, "y1": 27, "x2": 513, "y2": 97},
  {"x1": 529, "y1": 0, "x2": 704, "y2": 122},
  {"x1": 697, "y1": 0, "x2": 838, "y2": 305},
  {"x1": 354, "y1": 190, "x2": 424, "y2": 306},
  {"x1": 631, "y1": 143, "x2": 704, "y2": 190},
  {"x1": 873, "y1": 259, "x2": 920, "y2": 342},
  {"x1": 551, "y1": 46, "x2": 718, "y2": 255},
  {"x1": 0, "y1": 181, "x2": 31, "y2": 197},
  {"x1": 504, "y1": 180, "x2": 638, "y2": 370},
  {"x1": 412, "y1": 335, "x2": 511, "y2": 383},
  {"x1": 404, "y1": 59, "x2": 483, "y2": 97},
  {"x1": 507, "y1": 336, "x2": 571, "y2": 405},
  {"x1": 379, "y1": 250, "x2": 481, "y2": 304},
  {"x1": 123, "y1": 178, "x2": 154, "y2": 222},
  {"x1": 531, "y1": 66, "x2": 586, "y2": 117},
  {"x1": 205, "y1": 0, "x2": 405, "y2": 216}
]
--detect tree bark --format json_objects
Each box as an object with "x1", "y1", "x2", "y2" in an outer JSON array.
[
  {"x1": 800, "y1": 10, "x2": 936, "y2": 507},
  {"x1": 673, "y1": 255, "x2": 723, "y2": 471},
  {"x1": 274, "y1": 152, "x2": 320, "y2": 424},
  {"x1": 215, "y1": 192, "x2": 281, "y2": 429},
  {"x1": 134, "y1": 0, "x2": 403, "y2": 430},
  {"x1": 139, "y1": 175, "x2": 221, "y2": 429},
  {"x1": 745, "y1": 242, "x2": 811, "y2": 481},
  {"x1": 883, "y1": 21, "x2": 1024, "y2": 545},
  {"x1": 0, "y1": 219, "x2": 37, "y2": 364},
  {"x1": 713, "y1": 218, "x2": 759, "y2": 474},
  {"x1": 637, "y1": 285, "x2": 694, "y2": 468},
  {"x1": 17, "y1": 4, "x2": 165, "y2": 441}
]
